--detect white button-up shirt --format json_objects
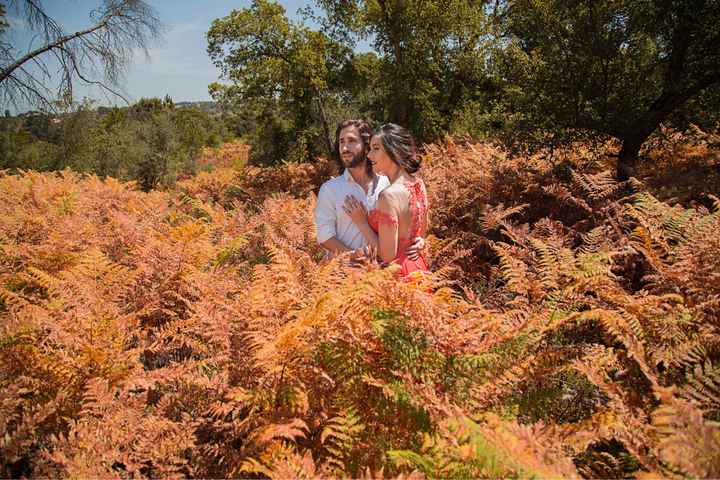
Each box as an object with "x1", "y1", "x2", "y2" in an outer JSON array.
[{"x1": 315, "y1": 169, "x2": 390, "y2": 250}]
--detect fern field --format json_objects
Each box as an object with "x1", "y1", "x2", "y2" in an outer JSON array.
[{"x1": 1, "y1": 136, "x2": 719, "y2": 478}]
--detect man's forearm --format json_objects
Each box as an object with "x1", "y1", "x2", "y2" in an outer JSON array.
[{"x1": 320, "y1": 237, "x2": 352, "y2": 255}]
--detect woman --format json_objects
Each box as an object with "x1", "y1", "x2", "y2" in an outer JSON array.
[{"x1": 343, "y1": 123, "x2": 429, "y2": 279}]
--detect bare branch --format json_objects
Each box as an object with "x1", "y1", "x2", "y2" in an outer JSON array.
[
  {"x1": 3, "y1": 70, "x2": 54, "y2": 110},
  {"x1": 0, "y1": 20, "x2": 109, "y2": 84},
  {"x1": 0, "y1": 0, "x2": 163, "y2": 111},
  {"x1": 56, "y1": 44, "x2": 130, "y2": 105}
]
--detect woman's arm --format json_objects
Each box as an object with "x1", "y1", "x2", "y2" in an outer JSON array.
[{"x1": 375, "y1": 194, "x2": 399, "y2": 265}]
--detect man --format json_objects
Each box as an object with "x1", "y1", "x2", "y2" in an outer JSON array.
[{"x1": 315, "y1": 119, "x2": 422, "y2": 257}]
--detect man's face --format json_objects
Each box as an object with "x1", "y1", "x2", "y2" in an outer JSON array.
[{"x1": 338, "y1": 125, "x2": 366, "y2": 169}]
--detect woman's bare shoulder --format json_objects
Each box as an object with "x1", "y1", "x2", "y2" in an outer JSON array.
[
  {"x1": 378, "y1": 185, "x2": 405, "y2": 209},
  {"x1": 379, "y1": 183, "x2": 409, "y2": 199}
]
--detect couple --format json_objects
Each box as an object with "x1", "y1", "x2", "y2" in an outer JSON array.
[{"x1": 314, "y1": 119, "x2": 429, "y2": 279}]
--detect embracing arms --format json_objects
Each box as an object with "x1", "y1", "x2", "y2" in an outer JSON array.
[
  {"x1": 344, "y1": 192, "x2": 424, "y2": 264},
  {"x1": 315, "y1": 183, "x2": 352, "y2": 255}
]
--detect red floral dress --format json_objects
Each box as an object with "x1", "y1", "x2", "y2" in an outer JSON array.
[{"x1": 367, "y1": 178, "x2": 429, "y2": 279}]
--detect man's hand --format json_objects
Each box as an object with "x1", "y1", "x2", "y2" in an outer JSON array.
[
  {"x1": 350, "y1": 245, "x2": 381, "y2": 266},
  {"x1": 404, "y1": 236, "x2": 425, "y2": 261},
  {"x1": 320, "y1": 237, "x2": 352, "y2": 257}
]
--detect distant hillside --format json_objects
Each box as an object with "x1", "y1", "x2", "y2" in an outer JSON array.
[
  {"x1": 5, "y1": 100, "x2": 222, "y2": 118},
  {"x1": 175, "y1": 101, "x2": 220, "y2": 113}
]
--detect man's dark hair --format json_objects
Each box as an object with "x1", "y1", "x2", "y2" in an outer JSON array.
[
  {"x1": 373, "y1": 123, "x2": 421, "y2": 174},
  {"x1": 334, "y1": 119, "x2": 373, "y2": 173}
]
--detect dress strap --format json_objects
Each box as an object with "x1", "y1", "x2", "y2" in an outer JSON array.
[{"x1": 403, "y1": 179, "x2": 428, "y2": 237}]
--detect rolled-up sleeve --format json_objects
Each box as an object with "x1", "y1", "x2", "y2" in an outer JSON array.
[{"x1": 315, "y1": 183, "x2": 337, "y2": 244}]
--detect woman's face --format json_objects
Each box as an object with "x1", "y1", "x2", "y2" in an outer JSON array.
[{"x1": 368, "y1": 136, "x2": 395, "y2": 176}]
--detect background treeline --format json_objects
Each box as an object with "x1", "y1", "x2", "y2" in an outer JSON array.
[
  {"x1": 3, "y1": 0, "x2": 720, "y2": 185},
  {"x1": 0, "y1": 97, "x2": 234, "y2": 190},
  {"x1": 207, "y1": 0, "x2": 720, "y2": 177}
]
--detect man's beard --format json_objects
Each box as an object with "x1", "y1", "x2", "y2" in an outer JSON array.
[{"x1": 342, "y1": 150, "x2": 366, "y2": 169}]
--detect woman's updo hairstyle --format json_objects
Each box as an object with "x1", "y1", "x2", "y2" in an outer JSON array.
[{"x1": 374, "y1": 123, "x2": 421, "y2": 174}]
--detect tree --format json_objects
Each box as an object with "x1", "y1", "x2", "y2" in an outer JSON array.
[
  {"x1": 163, "y1": 94, "x2": 174, "y2": 109},
  {"x1": 0, "y1": 0, "x2": 162, "y2": 111},
  {"x1": 207, "y1": 0, "x2": 348, "y2": 163},
  {"x1": 128, "y1": 97, "x2": 166, "y2": 120},
  {"x1": 312, "y1": 0, "x2": 497, "y2": 142},
  {"x1": 500, "y1": 0, "x2": 720, "y2": 178}
]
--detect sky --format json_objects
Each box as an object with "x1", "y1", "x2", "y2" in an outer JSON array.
[{"x1": 4, "y1": 0, "x2": 326, "y2": 110}]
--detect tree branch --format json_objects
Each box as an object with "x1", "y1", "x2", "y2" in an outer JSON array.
[
  {"x1": 0, "y1": 20, "x2": 108, "y2": 84},
  {"x1": 1, "y1": 0, "x2": 161, "y2": 110},
  {"x1": 56, "y1": 45, "x2": 130, "y2": 105}
]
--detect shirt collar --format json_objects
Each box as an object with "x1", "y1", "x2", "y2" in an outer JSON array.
[{"x1": 342, "y1": 168, "x2": 381, "y2": 194}]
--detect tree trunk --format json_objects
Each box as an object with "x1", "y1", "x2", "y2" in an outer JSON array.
[
  {"x1": 616, "y1": 84, "x2": 713, "y2": 180},
  {"x1": 616, "y1": 135, "x2": 644, "y2": 181},
  {"x1": 615, "y1": 9, "x2": 715, "y2": 180},
  {"x1": 314, "y1": 88, "x2": 333, "y2": 160},
  {"x1": 377, "y1": 0, "x2": 408, "y2": 126}
]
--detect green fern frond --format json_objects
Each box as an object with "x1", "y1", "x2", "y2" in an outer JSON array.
[
  {"x1": 320, "y1": 407, "x2": 365, "y2": 472},
  {"x1": 681, "y1": 360, "x2": 720, "y2": 414},
  {"x1": 661, "y1": 208, "x2": 695, "y2": 242},
  {"x1": 580, "y1": 227, "x2": 607, "y2": 254},
  {"x1": 25, "y1": 266, "x2": 59, "y2": 292}
]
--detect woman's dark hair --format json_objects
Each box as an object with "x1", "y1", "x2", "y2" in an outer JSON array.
[
  {"x1": 373, "y1": 123, "x2": 421, "y2": 174},
  {"x1": 334, "y1": 119, "x2": 373, "y2": 173}
]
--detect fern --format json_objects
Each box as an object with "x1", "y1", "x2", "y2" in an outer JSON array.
[
  {"x1": 320, "y1": 407, "x2": 366, "y2": 474},
  {"x1": 1, "y1": 136, "x2": 719, "y2": 478},
  {"x1": 681, "y1": 359, "x2": 720, "y2": 417}
]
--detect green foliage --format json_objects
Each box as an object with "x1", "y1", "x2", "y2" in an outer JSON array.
[
  {"x1": 313, "y1": 0, "x2": 498, "y2": 142},
  {"x1": 206, "y1": 0, "x2": 504, "y2": 159},
  {"x1": 498, "y1": 0, "x2": 720, "y2": 160},
  {"x1": 0, "y1": 125, "x2": 58, "y2": 170},
  {"x1": 512, "y1": 370, "x2": 603, "y2": 424},
  {"x1": 206, "y1": 0, "x2": 719, "y2": 170},
  {"x1": 207, "y1": 0, "x2": 349, "y2": 164},
  {"x1": 0, "y1": 99, "x2": 231, "y2": 190},
  {"x1": 388, "y1": 414, "x2": 579, "y2": 478}
]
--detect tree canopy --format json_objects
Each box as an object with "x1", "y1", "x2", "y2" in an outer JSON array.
[
  {"x1": 313, "y1": 0, "x2": 497, "y2": 141},
  {"x1": 500, "y1": 0, "x2": 720, "y2": 177},
  {"x1": 207, "y1": 0, "x2": 720, "y2": 175},
  {"x1": 207, "y1": 0, "x2": 351, "y2": 163}
]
